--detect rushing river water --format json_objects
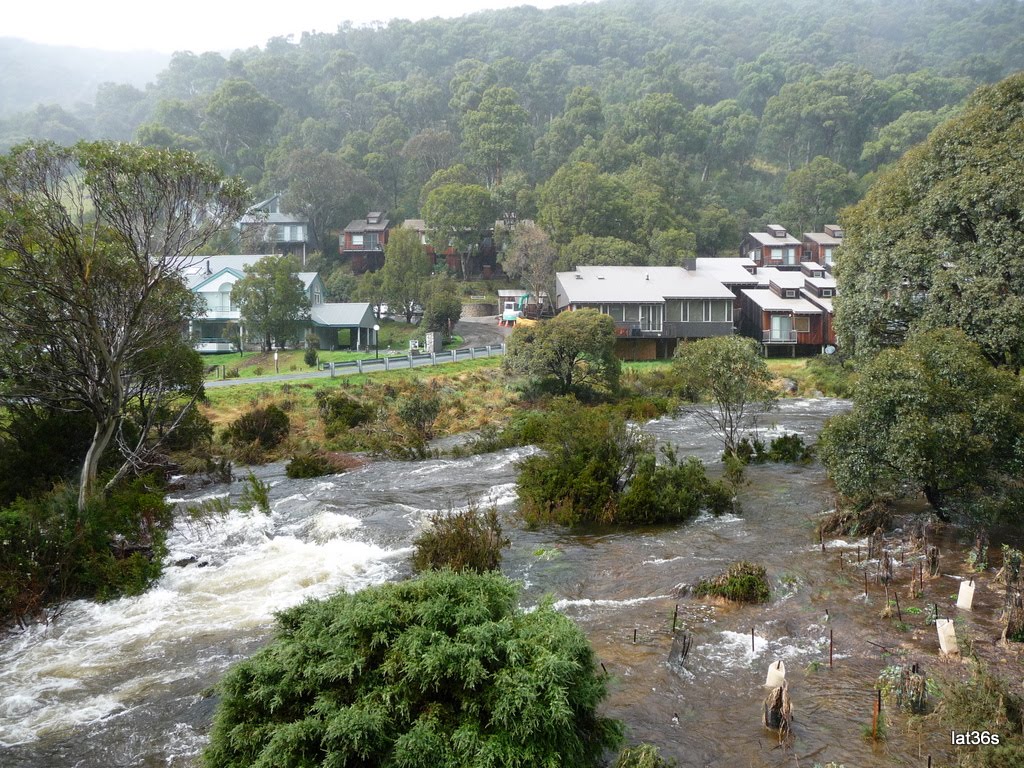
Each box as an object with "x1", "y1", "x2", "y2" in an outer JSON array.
[{"x1": 0, "y1": 399, "x2": 1011, "y2": 767}]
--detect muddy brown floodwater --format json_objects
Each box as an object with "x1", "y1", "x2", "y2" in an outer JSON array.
[{"x1": 1, "y1": 398, "x2": 1020, "y2": 767}]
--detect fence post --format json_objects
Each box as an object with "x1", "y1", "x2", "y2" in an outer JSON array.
[
  {"x1": 451, "y1": 349, "x2": 457, "y2": 362},
  {"x1": 330, "y1": 361, "x2": 336, "y2": 378},
  {"x1": 385, "y1": 357, "x2": 390, "y2": 371},
  {"x1": 356, "y1": 359, "x2": 362, "y2": 374},
  {"x1": 431, "y1": 352, "x2": 436, "y2": 365},
  {"x1": 470, "y1": 346, "x2": 476, "y2": 360}
]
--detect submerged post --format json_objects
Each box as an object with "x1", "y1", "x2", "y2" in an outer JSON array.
[
  {"x1": 672, "y1": 604, "x2": 679, "y2": 634},
  {"x1": 830, "y1": 629, "x2": 834, "y2": 668},
  {"x1": 751, "y1": 627, "x2": 755, "y2": 653}
]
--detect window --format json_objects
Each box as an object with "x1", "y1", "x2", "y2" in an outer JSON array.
[
  {"x1": 351, "y1": 233, "x2": 364, "y2": 246},
  {"x1": 666, "y1": 300, "x2": 683, "y2": 322},
  {"x1": 640, "y1": 304, "x2": 663, "y2": 332},
  {"x1": 824, "y1": 247, "x2": 834, "y2": 265},
  {"x1": 782, "y1": 247, "x2": 797, "y2": 265},
  {"x1": 703, "y1": 300, "x2": 731, "y2": 322},
  {"x1": 770, "y1": 247, "x2": 782, "y2": 262},
  {"x1": 687, "y1": 300, "x2": 704, "y2": 321},
  {"x1": 784, "y1": 289, "x2": 797, "y2": 298},
  {"x1": 601, "y1": 304, "x2": 625, "y2": 322},
  {"x1": 770, "y1": 315, "x2": 793, "y2": 342},
  {"x1": 794, "y1": 316, "x2": 810, "y2": 333},
  {"x1": 313, "y1": 290, "x2": 322, "y2": 305},
  {"x1": 624, "y1": 304, "x2": 640, "y2": 323},
  {"x1": 821, "y1": 288, "x2": 833, "y2": 297},
  {"x1": 366, "y1": 233, "x2": 381, "y2": 249}
]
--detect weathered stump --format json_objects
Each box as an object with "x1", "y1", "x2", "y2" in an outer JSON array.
[{"x1": 762, "y1": 679, "x2": 792, "y2": 738}]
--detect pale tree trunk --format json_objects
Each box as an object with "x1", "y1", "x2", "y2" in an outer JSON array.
[{"x1": 78, "y1": 417, "x2": 118, "y2": 513}]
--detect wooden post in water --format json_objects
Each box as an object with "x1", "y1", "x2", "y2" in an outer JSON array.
[
  {"x1": 672, "y1": 604, "x2": 679, "y2": 634},
  {"x1": 872, "y1": 689, "x2": 882, "y2": 740},
  {"x1": 864, "y1": 570, "x2": 869, "y2": 597},
  {"x1": 751, "y1": 627, "x2": 756, "y2": 653},
  {"x1": 829, "y1": 629, "x2": 834, "y2": 668},
  {"x1": 633, "y1": 628, "x2": 637, "y2": 644}
]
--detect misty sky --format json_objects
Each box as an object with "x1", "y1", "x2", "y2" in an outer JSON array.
[{"x1": 8, "y1": 0, "x2": 588, "y2": 54}]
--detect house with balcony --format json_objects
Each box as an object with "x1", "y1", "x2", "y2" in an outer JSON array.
[
  {"x1": 183, "y1": 255, "x2": 377, "y2": 352},
  {"x1": 802, "y1": 225, "x2": 843, "y2": 271},
  {"x1": 738, "y1": 262, "x2": 837, "y2": 355},
  {"x1": 237, "y1": 193, "x2": 310, "y2": 261},
  {"x1": 341, "y1": 212, "x2": 391, "y2": 274},
  {"x1": 554, "y1": 262, "x2": 740, "y2": 360},
  {"x1": 740, "y1": 225, "x2": 803, "y2": 268}
]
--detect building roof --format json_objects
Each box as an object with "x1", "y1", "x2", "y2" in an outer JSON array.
[
  {"x1": 695, "y1": 257, "x2": 759, "y2": 286},
  {"x1": 345, "y1": 214, "x2": 391, "y2": 233},
  {"x1": 295, "y1": 272, "x2": 319, "y2": 291},
  {"x1": 741, "y1": 289, "x2": 822, "y2": 314},
  {"x1": 402, "y1": 219, "x2": 426, "y2": 231},
  {"x1": 803, "y1": 231, "x2": 843, "y2": 246},
  {"x1": 239, "y1": 193, "x2": 308, "y2": 227},
  {"x1": 746, "y1": 231, "x2": 802, "y2": 247},
  {"x1": 758, "y1": 267, "x2": 806, "y2": 290},
  {"x1": 310, "y1": 303, "x2": 376, "y2": 328},
  {"x1": 182, "y1": 255, "x2": 263, "y2": 289},
  {"x1": 804, "y1": 275, "x2": 837, "y2": 290},
  {"x1": 805, "y1": 295, "x2": 834, "y2": 314},
  {"x1": 559, "y1": 266, "x2": 735, "y2": 304}
]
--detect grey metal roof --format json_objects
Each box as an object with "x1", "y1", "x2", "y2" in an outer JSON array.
[
  {"x1": 295, "y1": 272, "x2": 319, "y2": 291},
  {"x1": 741, "y1": 289, "x2": 821, "y2": 314},
  {"x1": 747, "y1": 231, "x2": 802, "y2": 246},
  {"x1": 310, "y1": 302, "x2": 376, "y2": 328},
  {"x1": 757, "y1": 268, "x2": 805, "y2": 289},
  {"x1": 695, "y1": 257, "x2": 759, "y2": 286},
  {"x1": 804, "y1": 231, "x2": 843, "y2": 245},
  {"x1": 345, "y1": 216, "x2": 391, "y2": 233},
  {"x1": 558, "y1": 266, "x2": 735, "y2": 304}
]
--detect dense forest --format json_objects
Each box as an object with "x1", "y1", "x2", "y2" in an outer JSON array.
[{"x1": 3, "y1": 0, "x2": 1021, "y2": 265}]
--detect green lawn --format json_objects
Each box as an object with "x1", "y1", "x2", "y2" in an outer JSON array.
[{"x1": 201, "y1": 319, "x2": 464, "y2": 380}]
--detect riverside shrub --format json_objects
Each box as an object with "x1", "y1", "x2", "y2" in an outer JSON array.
[
  {"x1": 693, "y1": 561, "x2": 771, "y2": 604},
  {"x1": 412, "y1": 503, "x2": 509, "y2": 573},
  {"x1": 516, "y1": 402, "x2": 730, "y2": 526},
  {"x1": 225, "y1": 403, "x2": 290, "y2": 448},
  {"x1": 203, "y1": 570, "x2": 623, "y2": 768},
  {"x1": 0, "y1": 479, "x2": 172, "y2": 626}
]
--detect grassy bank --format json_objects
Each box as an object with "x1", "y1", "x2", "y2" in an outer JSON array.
[
  {"x1": 201, "y1": 319, "x2": 463, "y2": 381},
  {"x1": 196, "y1": 352, "x2": 857, "y2": 465}
]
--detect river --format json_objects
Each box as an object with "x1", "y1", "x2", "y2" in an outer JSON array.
[{"x1": 0, "y1": 398, "x2": 1006, "y2": 766}]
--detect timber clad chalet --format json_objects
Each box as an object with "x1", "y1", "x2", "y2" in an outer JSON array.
[
  {"x1": 802, "y1": 225, "x2": 844, "y2": 269},
  {"x1": 341, "y1": 212, "x2": 391, "y2": 274},
  {"x1": 740, "y1": 224, "x2": 803, "y2": 267}
]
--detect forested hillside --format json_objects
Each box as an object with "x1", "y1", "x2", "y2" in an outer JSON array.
[
  {"x1": 0, "y1": 38, "x2": 167, "y2": 120},
  {"x1": 3, "y1": 0, "x2": 1020, "y2": 262}
]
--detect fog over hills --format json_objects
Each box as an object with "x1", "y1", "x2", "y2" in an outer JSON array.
[{"x1": 0, "y1": 37, "x2": 169, "y2": 118}]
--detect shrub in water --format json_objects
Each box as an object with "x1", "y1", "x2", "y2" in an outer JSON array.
[
  {"x1": 239, "y1": 472, "x2": 271, "y2": 515},
  {"x1": 203, "y1": 570, "x2": 623, "y2": 768},
  {"x1": 618, "y1": 445, "x2": 733, "y2": 525},
  {"x1": 284, "y1": 451, "x2": 339, "y2": 479},
  {"x1": 694, "y1": 561, "x2": 770, "y2": 604},
  {"x1": 226, "y1": 404, "x2": 290, "y2": 448},
  {"x1": 0, "y1": 478, "x2": 172, "y2": 626},
  {"x1": 412, "y1": 502, "x2": 509, "y2": 574},
  {"x1": 614, "y1": 744, "x2": 676, "y2": 768}
]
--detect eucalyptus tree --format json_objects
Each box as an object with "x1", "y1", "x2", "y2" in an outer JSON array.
[{"x1": 0, "y1": 140, "x2": 249, "y2": 511}]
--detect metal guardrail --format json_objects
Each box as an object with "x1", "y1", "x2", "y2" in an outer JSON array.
[
  {"x1": 320, "y1": 344, "x2": 506, "y2": 377},
  {"x1": 762, "y1": 330, "x2": 799, "y2": 343}
]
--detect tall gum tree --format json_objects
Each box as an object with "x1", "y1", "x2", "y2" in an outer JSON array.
[{"x1": 0, "y1": 141, "x2": 250, "y2": 511}]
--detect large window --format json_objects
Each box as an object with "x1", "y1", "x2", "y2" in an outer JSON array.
[
  {"x1": 794, "y1": 316, "x2": 810, "y2": 333},
  {"x1": 770, "y1": 315, "x2": 793, "y2": 342},
  {"x1": 783, "y1": 247, "x2": 797, "y2": 265},
  {"x1": 704, "y1": 300, "x2": 732, "y2": 322},
  {"x1": 770, "y1": 247, "x2": 782, "y2": 262},
  {"x1": 640, "y1": 304, "x2": 663, "y2": 332},
  {"x1": 351, "y1": 233, "x2": 364, "y2": 246}
]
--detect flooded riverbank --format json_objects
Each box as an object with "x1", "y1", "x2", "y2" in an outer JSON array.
[{"x1": 1, "y1": 398, "x2": 1018, "y2": 767}]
